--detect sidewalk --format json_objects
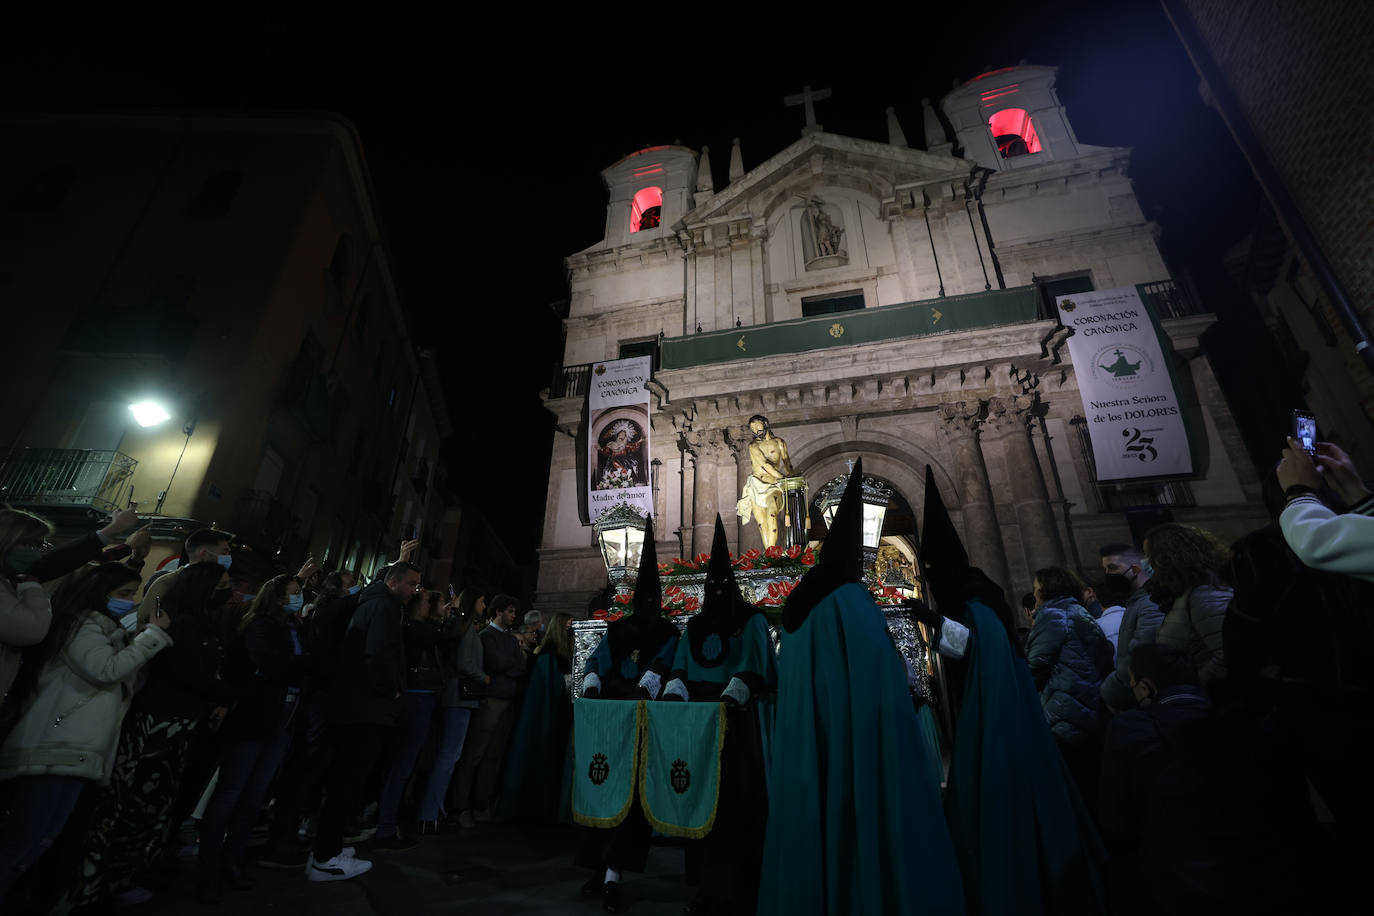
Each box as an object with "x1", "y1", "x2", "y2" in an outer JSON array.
[{"x1": 139, "y1": 822, "x2": 692, "y2": 916}]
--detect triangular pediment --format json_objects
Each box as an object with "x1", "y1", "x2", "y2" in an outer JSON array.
[{"x1": 684, "y1": 132, "x2": 974, "y2": 226}]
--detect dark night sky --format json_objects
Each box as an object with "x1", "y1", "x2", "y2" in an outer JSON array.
[{"x1": 4, "y1": 3, "x2": 1278, "y2": 564}]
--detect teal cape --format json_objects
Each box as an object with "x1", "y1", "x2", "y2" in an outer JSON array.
[
  {"x1": 944, "y1": 600, "x2": 1107, "y2": 915},
  {"x1": 497, "y1": 651, "x2": 572, "y2": 821},
  {"x1": 758, "y1": 582, "x2": 965, "y2": 916}
]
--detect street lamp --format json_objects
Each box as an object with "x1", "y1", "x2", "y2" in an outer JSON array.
[
  {"x1": 128, "y1": 401, "x2": 171, "y2": 427},
  {"x1": 594, "y1": 502, "x2": 647, "y2": 598},
  {"x1": 815, "y1": 466, "x2": 893, "y2": 573}
]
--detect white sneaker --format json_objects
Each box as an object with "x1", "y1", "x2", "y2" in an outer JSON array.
[
  {"x1": 307, "y1": 852, "x2": 373, "y2": 882},
  {"x1": 341, "y1": 846, "x2": 356, "y2": 859},
  {"x1": 457, "y1": 810, "x2": 477, "y2": 829}
]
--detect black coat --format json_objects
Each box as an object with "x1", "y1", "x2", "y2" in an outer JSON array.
[
  {"x1": 332, "y1": 581, "x2": 406, "y2": 726},
  {"x1": 403, "y1": 614, "x2": 463, "y2": 693},
  {"x1": 134, "y1": 613, "x2": 235, "y2": 720},
  {"x1": 220, "y1": 615, "x2": 308, "y2": 741}
]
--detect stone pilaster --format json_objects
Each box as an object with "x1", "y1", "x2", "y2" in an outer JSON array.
[
  {"x1": 935, "y1": 401, "x2": 1013, "y2": 599},
  {"x1": 987, "y1": 395, "x2": 1067, "y2": 575},
  {"x1": 682, "y1": 428, "x2": 728, "y2": 557},
  {"x1": 724, "y1": 425, "x2": 760, "y2": 554}
]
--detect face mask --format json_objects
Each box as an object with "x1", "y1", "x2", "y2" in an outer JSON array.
[
  {"x1": 347, "y1": 584, "x2": 361, "y2": 595},
  {"x1": 1102, "y1": 572, "x2": 1133, "y2": 594},
  {"x1": 240, "y1": 593, "x2": 257, "y2": 604},
  {"x1": 216, "y1": 554, "x2": 233, "y2": 570},
  {"x1": 106, "y1": 597, "x2": 137, "y2": 618},
  {"x1": 285, "y1": 593, "x2": 304, "y2": 613},
  {"x1": 1140, "y1": 558, "x2": 1154, "y2": 578},
  {"x1": 5, "y1": 548, "x2": 42, "y2": 574}
]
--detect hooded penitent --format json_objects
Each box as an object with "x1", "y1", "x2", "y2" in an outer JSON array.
[
  {"x1": 924, "y1": 467, "x2": 1108, "y2": 916},
  {"x1": 758, "y1": 459, "x2": 965, "y2": 916},
  {"x1": 685, "y1": 515, "x2": 760, "y2": 671},
  {"x1": 582, "y1": 515, "x2": 680, "y2": 701},
  {"x1": 605, "y1": 514, "x2": 677, "y2": 666},
  {"x1": 920, "y1": 465, "x2": 1021, "y2": 653}
]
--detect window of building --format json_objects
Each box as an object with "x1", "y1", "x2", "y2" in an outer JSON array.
[
  {"x1": 330, "y1": 233, "x2": 353, "y2": 292},
  {"x1": 988, "y1": 108, "x2": 1042, "y2": 158},
  {"x1": 801, "y1": 289, "x2": 865, "y2": 317},
  {"x1": 629, "y1": 187, "x2": 663, "y2": 233},
  {"x1": 1038, "y1": 272, "x2": 1093, "y2": 318},
  {"x1": 186, "y1": 170, "x2": 243, "y2": 218},
  {"x1": 618, "y1": 338, "x2": 659, "y2": 372}
]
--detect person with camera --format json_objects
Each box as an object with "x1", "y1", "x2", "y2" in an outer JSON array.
[
  {"x1": 0, "y1": 562, "x2": 172, "y2": 902},
  {"x1": 372, "y1": 588, "x2": 463, "y2": 850},
  {"x1": 416, "y1": 586, "x2": 486, "y2": 834},
  {"x1": 1276, "y1": 437, "x2": 1374, "y2": 582}
]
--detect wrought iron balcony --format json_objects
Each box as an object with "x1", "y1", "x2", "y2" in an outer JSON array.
[
  {"x1": 1139, "y1": 279, "x2": 1204, "y2": 319},
  {"x1": 0, "y1": 448, "x2": 137, "y2": 515},
  {"x1": 549, "y1": 362, "x2": 594, "y2": 400}
]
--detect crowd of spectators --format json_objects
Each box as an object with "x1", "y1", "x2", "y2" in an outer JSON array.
[
  {"x1": 0, "y1": 515, "x2": 572, "y2": 912},
  {"x1": 1, "y1": 431, "x2": 1371, "y2": 913}
]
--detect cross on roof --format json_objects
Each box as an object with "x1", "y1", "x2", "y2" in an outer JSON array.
[{"x1": 784, "y1": 85, "x2": 832, "y2": 136}]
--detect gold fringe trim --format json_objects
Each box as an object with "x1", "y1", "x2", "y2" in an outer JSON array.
[
  {"x1": 572, "y1": 700, "x2": 645, "y2": 829},
  {"x1": 638, "y1": 703, "x2": 726, "y2": 839}
]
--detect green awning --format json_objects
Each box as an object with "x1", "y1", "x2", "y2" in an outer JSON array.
[{"x1": 661, "y1": 286, "x2": 1042, "y2": 369}]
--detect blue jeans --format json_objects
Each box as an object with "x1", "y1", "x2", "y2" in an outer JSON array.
[
  {"x1": 374, "y1": 692, "x2": 437, "y2": 838},
  {"x1": 198, "y1": 722, "x2": 294, "y2": 878},
  {"x1": 417, "y1": 706, "x2": 474, "y2": 822},
  {"x1": 0, "y1": 774, "x2": 86, "y2": 899}
]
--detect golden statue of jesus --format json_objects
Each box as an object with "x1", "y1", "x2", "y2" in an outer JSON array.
[{"x1": 736, "y1": 415, "x2": 794, "y2": 550}]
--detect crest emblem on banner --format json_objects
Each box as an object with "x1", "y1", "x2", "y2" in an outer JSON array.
[
  {"x1": 671, "y1": 759, "x2": 691, "y2": 794},
  {"x1": 589, "y1": 753, "x2": 610, "y2": 786}
]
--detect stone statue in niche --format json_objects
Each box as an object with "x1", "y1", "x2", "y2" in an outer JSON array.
[{"x1": 801, "y1": 198, "x2": 848, "y2": 270}]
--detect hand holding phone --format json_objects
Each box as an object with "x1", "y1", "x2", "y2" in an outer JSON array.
[{"x1": 1292, "y1": 409, "x2": 1317, "y2": 455}]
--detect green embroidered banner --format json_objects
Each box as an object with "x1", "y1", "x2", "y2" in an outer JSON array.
[
  {"x1": 573, "y1": 699, "x2": 644, "y2": 828},
  {"x1": 639, "y1": 702, "x2": 726, "y2": 838}
]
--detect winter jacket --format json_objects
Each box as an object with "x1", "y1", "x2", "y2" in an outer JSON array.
[
  {"x1": 134, "y1": 613, "x2": 234, "y2": 721},
  {"x1": 1025, "y1": 597, "x2": 1115, "y2": 744},
  {"x1": 480, "y1": 623, "x2": 528, "y2": 701},
  {"x1": 220, "y1": 615, "x2": 309, "y2": 741},
  {"x1": 440, "y1": 623, "x2": 485, "y2": 709},
  {"x1": 403, "y1": 614, "x2": 463, "y2": 693},
  {"x1": 1279, "y1": 493, "x2": 1374, "y2": 583},
  {"x1": 0, "y1": 610, "x2": 172, "y2": 783},
  {"x1": 333, "y1": 580, "x2": 406, "y2": 726},
  {"x1": 1155, "y1": 585, "x2": 1231, "y2": 689},
  {"x1": 1100, "y1": 587, "x2": 1166, "y2": 711},
  {"x1": 1, "y1": 579, "x2": 52, "y2": 704}
]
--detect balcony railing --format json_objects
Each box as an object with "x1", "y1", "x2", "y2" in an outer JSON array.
[
  {"x1": 0, "y1": 448, "x2": 137, "y2": 514},
  {"x1": 550, "y1": 362, "x2": 594, "y2": 399},
  {"x1": 1139, "y1": 280, "x2": 1204, "y2": 319}
]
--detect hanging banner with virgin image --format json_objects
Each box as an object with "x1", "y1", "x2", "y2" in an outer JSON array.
[
  {"x1": 1056, "y1": 286, "x2": 1193, "y2": 481},
  {"x1": 586, "y1": 356, "x2": 653, "y2": 521}
]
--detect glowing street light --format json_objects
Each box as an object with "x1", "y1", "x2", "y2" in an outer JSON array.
[{"x1": 128, "y1": 401, "x2": 171, "y2": 427}]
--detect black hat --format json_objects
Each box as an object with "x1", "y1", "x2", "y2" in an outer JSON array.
[
  {"x1": 686, "y1": 515, "x2": 757, "y2": 667},
  {"x1": 781, "y1": 459, "x2": 868, "y2": 633},
  {"x1": 631, "y1": 514, "x2": 663, "y2": 621}
]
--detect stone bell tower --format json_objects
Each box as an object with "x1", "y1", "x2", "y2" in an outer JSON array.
[
  {"x1": 599, "y1": 145, "x2": 699, "y2": 247},
  {"x1": 940, "y1": 65, "x2": 1093, "y2": 170}
]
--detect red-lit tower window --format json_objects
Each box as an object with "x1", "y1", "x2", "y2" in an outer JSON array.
[
  {"x1": 630, "y1": 186, "x2": 663, "y2": 233},
  {"x1": 987, "y1": 108, "x2": 1042, "y2": 158}
]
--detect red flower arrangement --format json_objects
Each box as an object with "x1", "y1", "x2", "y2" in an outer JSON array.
[
  {"x1": 658, "y1": 545, "x2": 818, "y2": 578},
  {"x1": 757, "y1": 578, "x2": 798, "y2": 606},
  {"x1": 870, "y1": 585, "x2": 906, "y2": 606},
  {"x1": 591, "y1": 608, "x2": 627, "y2": 621}
]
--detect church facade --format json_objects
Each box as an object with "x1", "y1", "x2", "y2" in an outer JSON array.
[{"x1": 537, "y1": 65, "x2": 1264, "y2": 617}]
